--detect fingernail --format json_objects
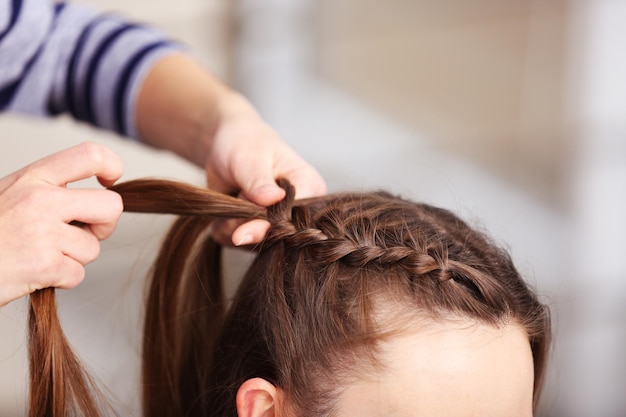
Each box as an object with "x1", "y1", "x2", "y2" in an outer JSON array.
[{"x1": 235, "y1": 234, "x2": 253, "y2": 246}]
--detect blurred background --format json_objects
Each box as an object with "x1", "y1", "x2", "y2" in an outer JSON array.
[{"x1": 1, "y1": 0, "x2": 625, "y2": 415}]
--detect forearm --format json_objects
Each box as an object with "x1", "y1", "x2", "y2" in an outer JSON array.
[{"x1": 135, "y1": 54, "x2": 260, "y2": 167}]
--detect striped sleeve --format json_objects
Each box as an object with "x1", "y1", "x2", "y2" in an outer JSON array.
[{"x1": 0, "y1": 0, "x2": 182, "y2": 140}]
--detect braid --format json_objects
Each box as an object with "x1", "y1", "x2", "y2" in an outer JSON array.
[{"x1": 261, "y1": 182, "x2": 501, "y2": 309}]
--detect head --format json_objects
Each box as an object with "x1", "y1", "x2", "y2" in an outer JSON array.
[{"x1": 112, "y1": 179, "x2": 550, "y2": 417}]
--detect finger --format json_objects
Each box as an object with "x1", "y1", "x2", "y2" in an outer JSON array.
[
  {"x1": 60, "y1": 223, "x2": 101, "y2": 265},
  {"x1": 232, "y1": 219, "x2": 272, "y2": 247},
  {"x1": 241, "y1": 180, "x2": 286, "y2": 207},
  {"x1": 33, "y1": 251, "x2": 87, "y2": 291},
  {"x1": 238, "y1": 157, "x2": 326, "y2": 205},
  {"x1": 274, "y1": 167, "x2": 327, "y2": 201},
  {"x1": 26, "y1": 142, "x2": 124, "y2": 187},
  {"x1": 60, "y1": 189, "x2": 124, "y2": 237},
  {"x1": 53, "y1": 255, "x2": 87, "y2": 289},
  {"x1": 86, "y1": 215, "x2": 121, "y2": 241}
]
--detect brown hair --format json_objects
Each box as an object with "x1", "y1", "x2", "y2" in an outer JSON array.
[
  {"x1": 28, "y1": 289, "x2": 102, "y2": 417},
  {"x1": 27, "y1": 178, "x2": 551, "y2": 416}
]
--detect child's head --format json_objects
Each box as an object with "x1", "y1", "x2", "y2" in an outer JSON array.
[{"x1": 116, "y1": 179, "x2": 550, "y2": 417}]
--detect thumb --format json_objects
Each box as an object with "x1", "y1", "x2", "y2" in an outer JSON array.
[{"x1": 241, "y1": 179, "x2": 286, "y2": 207}]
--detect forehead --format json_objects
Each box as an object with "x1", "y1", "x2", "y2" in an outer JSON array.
[{"x1": 335, "y1": 320, "x2": 534, "y2": 417}]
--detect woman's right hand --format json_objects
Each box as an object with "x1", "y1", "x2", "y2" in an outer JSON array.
[{"x1": 0, "y1": 142, "x2": 124, "y2": 307}]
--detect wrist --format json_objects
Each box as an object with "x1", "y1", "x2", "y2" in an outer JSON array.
[
  {"x1": 197, "y1": 91, "x2": 264, "y2": 166},
  {"x1": 136, "y1": 54, "x2": 258, "y2": 167}
]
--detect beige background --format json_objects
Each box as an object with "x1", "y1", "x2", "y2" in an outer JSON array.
[{"x1": 315, "y1": 0, "x2": 570, "y2": 204}]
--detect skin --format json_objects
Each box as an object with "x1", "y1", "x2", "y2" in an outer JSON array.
[
  {"x1": 335, "y1": 320, "x2": 535, "y2": 417},
  {"x1": 0, "y1": 53, "x2": 326, "y2": 307},
  {"x1": 0, "y1": 143, "x2": 123, "y2": 306}
]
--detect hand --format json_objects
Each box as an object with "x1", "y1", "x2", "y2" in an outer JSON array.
[
  {"x1": 133, "y1": 54, "x2": 326, "y2": 245},
  {"x1": 204, "y1": 94, "x2": 326, "y2": 246},
  {"x1": 0, "y1": 142, "x2": 124, "y2": 306}
]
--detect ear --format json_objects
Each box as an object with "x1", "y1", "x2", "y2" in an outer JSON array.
[{"x1": 236, "y1": 378, "x2": 281, "y2": 417}]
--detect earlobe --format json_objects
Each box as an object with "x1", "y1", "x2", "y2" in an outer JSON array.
[{"x1": 236, "y1": 378, "x2": 280, "y2": 417}]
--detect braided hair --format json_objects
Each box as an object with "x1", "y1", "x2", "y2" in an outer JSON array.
[{"x1": 27, "y1": 178, "x2": 551, "y2": 417}]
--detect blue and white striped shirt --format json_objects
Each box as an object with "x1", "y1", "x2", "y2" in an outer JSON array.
[{"x1": 0, "y1": 0, "x2": 179, "y2": 139}]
